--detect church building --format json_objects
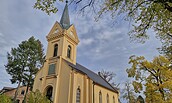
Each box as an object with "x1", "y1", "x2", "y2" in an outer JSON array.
[{"x1": 33, "y1": 2, "x2": 119, "y2": 103}]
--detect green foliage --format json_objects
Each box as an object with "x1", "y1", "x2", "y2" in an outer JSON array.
[
  {"x1": 0, "y1": 94, "x2": 12, "y2": 103},
  {"x1": 34, "y1": 0, "x2": 59, "y2": 15},
  {"x1": 27, "y1": 90, "x2": 50, "y2": 103},
  {"x1": 20, "y1": 36, "x2": 44, "y2": 89},
  {"x1": 127, "y1": 55, "x2": 172, "y2": 103}
]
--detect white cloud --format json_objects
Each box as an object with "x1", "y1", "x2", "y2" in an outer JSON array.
[
  {"x1": 0, "y1": 32, "x2": 4, "y2": 37},
  {"x1": 79, "y1": 38, "x2": 94, "y2": 47}
]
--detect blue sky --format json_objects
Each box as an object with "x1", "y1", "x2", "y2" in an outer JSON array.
[{"x1": 0, "y1": 0, "x2": 161, "y2": 99}]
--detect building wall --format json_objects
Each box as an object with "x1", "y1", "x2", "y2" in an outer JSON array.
[
  {"x1": 55, "y1": 59, "x2": 71, "y2": 103},
  {"x1": 94, "y1": 85, "x2": 119, "y2": 103},
  {"x1": 4, "y1": 86, "x2": 30, "y2": 103}
]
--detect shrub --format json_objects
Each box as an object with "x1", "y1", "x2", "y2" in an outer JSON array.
[
  {"x1": 0, "y1": 94, "x2": 12, "y2": 103},
  {"x1": 27, "y1": 90, "x2": 50, "y2": 103}
]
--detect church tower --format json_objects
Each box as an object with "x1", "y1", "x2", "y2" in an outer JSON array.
[
  {"x1": 46, "y1": 1, "x2": 79, "y2": 65},
  {"x1": 33, "y1": 2, "x2": 80, "y2": 103}
]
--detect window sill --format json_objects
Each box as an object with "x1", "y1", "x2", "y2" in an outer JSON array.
[
  {"x1": 46, "y1": 74, "x2": 57, "y2": 79},
  {"x1": 49, "y1": 56, "x2": 60, "y2": 63}
]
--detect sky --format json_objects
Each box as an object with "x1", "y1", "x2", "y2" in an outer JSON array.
[{"x1": 0, "y1": 0, "x2": 162, "y2": 99}]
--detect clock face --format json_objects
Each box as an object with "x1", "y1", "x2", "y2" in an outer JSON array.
[
  {"x1": 53, "y1": 29, "x2": 59, "y2": 34},
  {"x1": 70, "y1": 31, "x2": 75, "y2": 38}
]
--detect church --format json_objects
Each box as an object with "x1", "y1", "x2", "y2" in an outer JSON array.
[{"x1": 33, "y1": 2, "x2": 119, "y2": 103}]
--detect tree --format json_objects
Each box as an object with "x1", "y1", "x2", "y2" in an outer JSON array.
[
  {"x1": 99, "y1": 69, "x2": 116, "y2": 82},
  {"x1": 160, "y1": 40, "x2": 172, "y2": 61},
  {"x1": 27, "y1": 90, "x2": 50, "y2": 103},
  {"x1": 21, "y1": 37, "x2": 45, "y2": 103},
  {"x1": 5, "y1": 43, "x2": 28, "y2": 102},
  {"x1": 126, "y1": 55, "x2": 172, "y2": 103},
  {"x1": 98, "y1": 69, "x2": 119, "y2": 87},
  {"x1": 121, "y1": 82, "x2": 136, "y2": 103},
  {"x1": 5, "y1": 36, "x2": 44, "y2": 102}
]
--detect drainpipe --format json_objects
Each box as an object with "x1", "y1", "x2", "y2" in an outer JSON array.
[{"x1": 93, "y1": 82, "x2": 95, "y2": 103}]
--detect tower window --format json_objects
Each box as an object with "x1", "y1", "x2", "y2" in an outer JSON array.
[
  {"x1": 67, "y1": 45, "x2": 71, "y2": 58},
  {"x1": 48, "y1": 64, "x2": 56, "y2": 75},
  {"x1": 99, "y1": 91, "x2": 102, "y2": 103},
  {"x1": 76, "y1": 88, "x2": 81, "y2": 103},
  {"x1": 53, "y1": 44, "x2": 58, "y2": 57}
]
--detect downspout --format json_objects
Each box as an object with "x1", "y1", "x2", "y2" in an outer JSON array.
[{"x1": 93, "y1": 82, "x2": 95, "y2": 103}]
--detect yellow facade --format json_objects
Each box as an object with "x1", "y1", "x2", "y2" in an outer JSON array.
[{"x1": 33, "y1": 3, "x2": 119, "y2": 103}]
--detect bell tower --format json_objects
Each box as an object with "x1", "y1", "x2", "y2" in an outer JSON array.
[{"x1": 46, "y1": 1, "x2": 79, "y2": 65}]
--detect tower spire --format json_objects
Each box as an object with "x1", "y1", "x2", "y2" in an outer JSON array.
[{"x1": 60, "y1": 0, "x2": 70, "y2": 29}]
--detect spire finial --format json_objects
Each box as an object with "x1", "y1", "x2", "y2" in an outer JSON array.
[{"x1": 66, "y1": 0, "x2": 68, "y2": 4}]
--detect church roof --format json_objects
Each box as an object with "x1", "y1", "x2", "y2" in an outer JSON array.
[
  {"x1": 60, "y1": 2, "x2": 70, "y2": 29},
  {"x1": 65, "y1": 61, "x2": 119, "y2": 93}
]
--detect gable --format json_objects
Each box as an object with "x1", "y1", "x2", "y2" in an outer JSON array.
[
  {"x1": 47, "y1": 21, "x2": 63, "y2": 37},
  {"x1": 66, "y1": 25, "x2": 79, "y2": 43}
]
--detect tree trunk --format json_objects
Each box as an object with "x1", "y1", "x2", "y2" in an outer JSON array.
[
  {"x1": 13, "y1": 81, "x2": 21, "y2": 103},
  {"x1": 125, "y1": 83, "x2": 131, "y2": 103},
  {"x1": 23, "y1": 78, "x2": 31, "y2": 103}
]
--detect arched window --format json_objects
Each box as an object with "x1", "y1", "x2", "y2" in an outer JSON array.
[
  {"x1": 21, "y1": 90, "x2": 25, "y2": 95},
  {"x1": 46, "y1": 86, "x2": 53, "y2": 101},
  {"x1": 53, "y1": 44, "x2": 58, "y2": 57},
  {"x1": 67, "y1": 45, "x2": 71, "y2": 58},
  {"x1": 113, "y1": 96, "x2": 115, "y2": 103},
  {"x1": 107, "y1": 94, "x2": 109, "y2": 103},
  {"x1": 99, "y1": 91, "x2": 102, "y2": 103},
  {"x1": 76, "y1": 88, "x2": 81, "y2": 103}
]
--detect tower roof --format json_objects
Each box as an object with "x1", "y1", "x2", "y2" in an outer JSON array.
[{"x1": 60, "y1": 1, "x2": 70, "y2": 29}]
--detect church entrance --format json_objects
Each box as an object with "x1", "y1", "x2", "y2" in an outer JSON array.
[{"x1": 46, "y1": 86, "x2": 53, "y2": 102}]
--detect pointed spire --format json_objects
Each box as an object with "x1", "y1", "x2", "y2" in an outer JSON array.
[{"x1": 60, "y1": 0, "x2": 70, "y2": 29}]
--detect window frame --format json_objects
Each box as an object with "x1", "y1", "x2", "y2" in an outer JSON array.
[
  {"x1": 53, "y1": 44, "x2": 58, "y2": 57},
  {"x1": 67, "y1": 45, "x2": 71, "y2": 58},
  {"x1": 21, "y1": 90, "x2": 25, "y2": 95},
  {"x1": 76, "y1": 87, "x2": 81, "y2": 103}
]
